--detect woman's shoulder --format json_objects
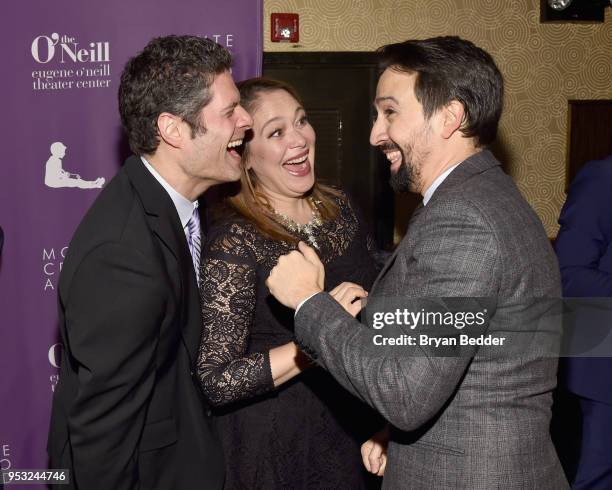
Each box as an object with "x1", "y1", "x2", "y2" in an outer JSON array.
[
  {"x1": 209, "y1": 219, "x2": 261, "y2": 241},
  {"x1": 320, "y1": 183, "x2": 346, "y2": 199},
  {"x1": 205, "y1": 209, "x2": 262, "y2": 256},
  {"x1": 319, "y1": 184, "x2": 351, "y2": 210},
  {"x1": 321, "y1": 184, "x2": 365, "y2": 221}
]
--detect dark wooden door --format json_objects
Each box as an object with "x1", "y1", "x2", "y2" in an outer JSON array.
[
  {"x1": 263, "y1": 52, "x2": 396, "y2": 250},
  {"x1": 566, "y1": 100, "x2": 612, "y2": 189}
]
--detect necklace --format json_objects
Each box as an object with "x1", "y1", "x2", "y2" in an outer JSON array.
[{"x1": 273, "y1": 198, "x2": 323, "y2": 250}]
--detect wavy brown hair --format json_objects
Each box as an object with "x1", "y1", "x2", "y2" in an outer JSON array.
[{"x1": 228, "y1": 78, "x2": 340, "y2": 244}]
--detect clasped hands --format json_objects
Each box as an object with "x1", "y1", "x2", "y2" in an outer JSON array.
[{"x1": 266, "y1": 241, "x2": 368, "y2": 317}]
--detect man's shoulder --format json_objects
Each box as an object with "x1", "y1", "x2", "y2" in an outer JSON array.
[
  {"x1": 423, "y1": 164, "x2": 549, "y2": 259},
  {"x1": 571, "y1": 156, "x2": 612, "y2": 190},
  {"x1": 560, "y1": 157, "x2": 612, "y2": 223},
  {"x1": 424, "y1": 176, "x2": 501, "y2": 228},
  {"x1": 62, "y1": 166, "x2": 152, "y2": 275},
  {"x1": 461, "y1": 164, "x2": 517, "y2": 202},
  {"x1": 73, "y1": 168, "x2": 138, "y2": 241},
  {"x1": 439, "y1": 163, "x2": 533, "y2": 222}
]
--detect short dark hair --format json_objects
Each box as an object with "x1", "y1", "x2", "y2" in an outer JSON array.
[
  {"x1": 118, "y1": 35, "x2": 232, "y2": 155},
  {"x1": 377, "y1": 36, "x2": 503, "y2": 147}
]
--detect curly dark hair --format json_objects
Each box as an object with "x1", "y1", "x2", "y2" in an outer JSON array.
[
  {"x1": 118, "y1": 35, "x2": 232, "y2": 155},
  {"x1": 377, "y1": 36, "x2": 504, "y2": 147}
]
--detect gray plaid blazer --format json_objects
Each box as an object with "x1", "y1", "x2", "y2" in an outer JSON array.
[{"x1": 295, "y1": 150, "x2": 568, "y2": 489}]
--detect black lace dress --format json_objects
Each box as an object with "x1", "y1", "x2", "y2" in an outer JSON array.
[{"x1": 197, "y1": 194, "x2": 380, "y2": 489}]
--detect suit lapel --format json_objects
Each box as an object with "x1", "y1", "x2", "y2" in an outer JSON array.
[{"x1": 124, "y1": 156, "x2": 201, "y2": 365}]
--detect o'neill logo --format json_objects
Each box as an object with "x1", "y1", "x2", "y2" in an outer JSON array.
[
  {"x1": 45, "y1": 142, "x2": 105, "y2": 189},
  {"x1": 31, "y1": 33, "x2": 110, "y2": 64},
  {"x1": 30, "y1": 33, "x2": 112, "y2": 91}
]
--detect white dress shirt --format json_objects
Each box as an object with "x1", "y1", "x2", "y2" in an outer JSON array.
[{"x1": 422, "y1": 163, "x2": 460, "y2": 206}]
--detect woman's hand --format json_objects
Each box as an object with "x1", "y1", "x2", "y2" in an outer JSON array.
[
  {"x1": 329, "y1": 282, "x2": 368, "y2": 317},
  {"x1": 361, "y1": 425, "x2": 389, "y2": 476}
]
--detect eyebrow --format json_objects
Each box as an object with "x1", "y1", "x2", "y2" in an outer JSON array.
[
  {"x1": 261, "y1": 116, "x2": 282, "y2": 133},
  {"x1": 261, "y1": 106, "x2": 304, "y2": 133},
  {"x1": 221, "y1": 101, "x2": 238, "y2": 112},
  {"x1": 374, "y1": 96, "x2": 399, "y2": 105}
]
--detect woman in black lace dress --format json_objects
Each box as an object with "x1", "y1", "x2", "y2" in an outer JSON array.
[{"x1": 197, "y1": 78, "x2": 380, "y2": 489}]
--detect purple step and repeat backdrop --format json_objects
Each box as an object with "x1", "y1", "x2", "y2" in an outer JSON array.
[{"x1": 0, "y1": 0, "x2": 262, "y2": 480}]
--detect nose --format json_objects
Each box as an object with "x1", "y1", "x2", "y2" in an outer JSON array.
[
  {"x1": 370, "y1": 115, "x2": 388, "y2": 147},
  {"x1": 290, "y1": 128, "x2": 307, "y2": 148},
  {"x1": 236, "y1": 105, "x2": 253, "y2": 129}
]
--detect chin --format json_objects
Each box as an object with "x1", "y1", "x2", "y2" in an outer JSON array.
[{"x1": 296, "y1": 178, "x2": 315, "y2": 194}]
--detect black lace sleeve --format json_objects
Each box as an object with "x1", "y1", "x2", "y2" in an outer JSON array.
[{"x1": 197, "y1": 223, "x2": 274, "y2": 407}]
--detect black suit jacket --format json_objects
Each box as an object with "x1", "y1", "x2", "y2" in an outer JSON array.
[{"x1": 47, "y1": 155, "x2": 224, "y2": 489}]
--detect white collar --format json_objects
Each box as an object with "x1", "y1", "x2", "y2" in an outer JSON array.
[
  {"x1": 423, "y1": 163, "x2": 461, "y2": 206},
  {"x1": 140, "y1": 156, "x2": 198, "y2": 228}
]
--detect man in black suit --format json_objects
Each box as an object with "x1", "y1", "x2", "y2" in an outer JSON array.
[{"x1": 47, "y1": 35, "x2": 252, "y2": 489}]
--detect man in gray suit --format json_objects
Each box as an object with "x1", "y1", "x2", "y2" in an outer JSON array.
[{"x1": 266, "y1": 37, "x2": 568, "y2": 489}]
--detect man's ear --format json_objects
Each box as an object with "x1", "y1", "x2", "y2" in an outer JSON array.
[
  {"x1": 157, "y1": 113, "x2": 184, "y2": 149},
  {"x1": 440, "y1": 100, "x2": 466, "y2": 139}
]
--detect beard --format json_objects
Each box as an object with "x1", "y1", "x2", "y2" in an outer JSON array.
[
  {"x1": 388, "y1": 142, "x2": 428, "y2": 194},
  {"x1": 389, "y1": 159, "x2": 413, "y2": 193},
  {"x1": 387, "y1": 124, "x2": 431, "y2": 194}
]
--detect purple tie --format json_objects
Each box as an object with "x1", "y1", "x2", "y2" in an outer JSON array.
[{"x1": 185, "y1": 207, "x2": 201, "y2": 283}]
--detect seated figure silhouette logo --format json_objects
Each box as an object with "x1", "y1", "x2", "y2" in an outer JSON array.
[{"x1": 44, "y1": 142, "x2": 105, "y2": 189}]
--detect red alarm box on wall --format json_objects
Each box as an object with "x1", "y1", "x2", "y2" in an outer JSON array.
[{"x1": 271, "y1": 13, "x2": 299, "y2": 43}]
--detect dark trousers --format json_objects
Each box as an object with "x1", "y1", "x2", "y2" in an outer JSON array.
[{"x1": 573, "y1": 397, "x2": 612, "y2": 490}]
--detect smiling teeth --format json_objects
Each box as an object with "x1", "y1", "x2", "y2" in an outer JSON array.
[
  {"x1": 385, "y1": 151, "x2": 401, "y2": 163},
  {"x1": 227, "y1": 139, "x2": 243, "y2": 149},
  {"x1": 285, "y1": 154, "x2": 308, "y2": 164}
]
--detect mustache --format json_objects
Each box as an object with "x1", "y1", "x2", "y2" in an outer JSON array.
[{"x1": 379, "y1": 142, "x2": 401, "y2": 153}]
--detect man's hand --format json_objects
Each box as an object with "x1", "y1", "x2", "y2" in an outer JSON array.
[
  {"x1": 361, "y1": 425, "x2": 389, "y2": 476},
  {"x1": 266, "y1": 242, "x2": 324, "y2": 309},
  {"x1": 330, "y1": 282, "x2": 368, "y2": 317}
]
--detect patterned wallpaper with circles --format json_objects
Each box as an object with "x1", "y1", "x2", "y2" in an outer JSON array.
[{"x1": 264, "y1": 0, "x2": 612, "y2": 237}]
